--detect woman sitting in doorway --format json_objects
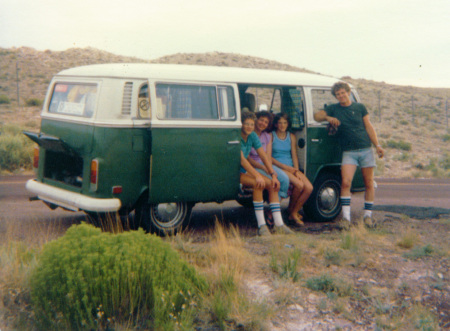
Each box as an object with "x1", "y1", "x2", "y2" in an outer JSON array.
[{"x1": 271, "y1": 113, "x2": 313, "y2": 225}]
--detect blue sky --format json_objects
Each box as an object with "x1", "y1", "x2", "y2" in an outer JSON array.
[{"x1": 1, "y1": 0, "x2": 449, "y2": 88}]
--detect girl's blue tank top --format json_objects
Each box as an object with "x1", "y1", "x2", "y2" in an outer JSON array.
[{"x1": 272, "y1": 132, "x2": 294, "y2": 167}]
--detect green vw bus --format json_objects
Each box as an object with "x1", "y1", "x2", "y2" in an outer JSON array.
[{"x1": 25, "y1": 64, "x2": 364, "y2": 234}]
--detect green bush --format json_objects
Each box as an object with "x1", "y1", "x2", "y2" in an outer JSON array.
[
  {"x1": 384, "y1": 139, "x2": 412, "y2": 151},
  {"x1": 403, "y1": 244, "x2": 434, "y2": 260},
  {"x1": 25, "y1": 98, "x2": 43, "y2": 107},
  {"x1": 0, "y1": 94, "x2": 11, "y2": 104},
  {"x1": 305, "y1": 273, "x2": 352, "y2": 297},
  {"x1": 0, "y1": 125, "x2": 34, "y2": 172},
  {"x1": 30, "y1": 223, "x2": 207, "y2": 330}
]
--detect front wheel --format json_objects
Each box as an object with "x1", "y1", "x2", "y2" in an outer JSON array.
[
  {"x1": 136, "y1": 201, "x2": 193, "y2": 236},
  {"x1": 304, "y1": 173, "x2": 341, "y2": 222}
]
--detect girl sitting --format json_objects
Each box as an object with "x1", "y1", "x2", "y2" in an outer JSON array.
[{"x1": 271, "y1": 113, "x2": 313, "y2": 225}]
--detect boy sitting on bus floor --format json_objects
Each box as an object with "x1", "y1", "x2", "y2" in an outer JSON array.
[{"x1": 240, "y1": 111, "x2": 294, "y2": 236}]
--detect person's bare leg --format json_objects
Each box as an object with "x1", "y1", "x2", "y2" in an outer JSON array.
[
  {"x1": 340, "y1": 164, "x2": 357, "y2": 222},
  {"x1": 291, "y1": 172, "x2": 313, "y2": 218}
]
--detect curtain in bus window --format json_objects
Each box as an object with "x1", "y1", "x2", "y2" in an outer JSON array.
[
  {"x1": 156, "y1": 84, "x2": 218, "y2": 120},
  {"x1": 283, "y1": 89, "x2": 304, "y2": 129}
]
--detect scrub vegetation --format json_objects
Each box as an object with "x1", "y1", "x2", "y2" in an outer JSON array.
[
  {"x1": 0, "y1": 214, "x2": 448, "y2": 330},
  {"x1": 0, "y1": 46, "x2": 449, "y2": 178},
  {"x1": 0, "y1": 124, "x2": 34, "y2": 173}
]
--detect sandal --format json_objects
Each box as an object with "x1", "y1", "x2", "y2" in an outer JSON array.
[
  {"x1": 265, "y1": 210, "x2": 274, "y2": 228},
  {"x1": 288, "y1": 214, "x2": 304, "y2": 226}
]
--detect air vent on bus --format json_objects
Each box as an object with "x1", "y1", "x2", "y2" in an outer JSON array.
[{"x1": 121, "y1": 82, "x2": 133, "y2": 115}]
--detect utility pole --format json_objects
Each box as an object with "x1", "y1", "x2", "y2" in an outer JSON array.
[
  {"x1": 446, "y1": 99, "x2": 448, "y2": 131},
  {"x1": 378, "y1": 90, "x2": 381, "y2": 122},
  {"x1": 16, "y1": 62, "x2": 20, "y2": 108}
]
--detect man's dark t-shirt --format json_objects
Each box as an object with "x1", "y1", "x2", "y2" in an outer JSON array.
[{"x1": 325, "y1": 102, "x2": 371, "y2": 152}]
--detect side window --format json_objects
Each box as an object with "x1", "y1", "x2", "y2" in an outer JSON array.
[
  {"x1": 49, "y1": 83, "x2": 97, "y2": 118},
  {"x1": 156, "y1": 84, "x2": 235, "y2": 120},
  {"x1": 282, "y1": 88, "x2": 305, "y2": 130},
  {"x1": 218, "y1": 86, "x2": 236, "y2": 120},
  {"x1": 138, "y1": 83, "x2": 151, "y2": 118},
  {"x1": 311, "y1": 89, "x2": 336, "y2": 121}
]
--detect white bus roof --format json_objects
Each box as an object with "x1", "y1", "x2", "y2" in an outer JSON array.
[{"x1": 57, "y1": 63, "x2": 343, "y2": 87}]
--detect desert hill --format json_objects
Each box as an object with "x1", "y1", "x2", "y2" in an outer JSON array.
[{"x1": 0, "y1": 46, "x2": 449, "y2": 178}]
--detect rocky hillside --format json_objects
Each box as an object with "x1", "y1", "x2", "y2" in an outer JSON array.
[{"x1": 0, "y1": 46, "x2": 449, "y2": 178}]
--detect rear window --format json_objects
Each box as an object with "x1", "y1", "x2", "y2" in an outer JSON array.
[
  {"x1": 49, "y1": 83, "x2": 98, "y2": 118},
  {"x1": 155, "y1": 84, "x2": 236, "y2": 120}
]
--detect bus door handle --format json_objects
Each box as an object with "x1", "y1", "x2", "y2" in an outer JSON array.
[
  {"x1": 227, "y1": 140, "x2": 240, "y2": 145},
  {"x1": 311, "y1": 139, "x2": 322, "y2": 143}
]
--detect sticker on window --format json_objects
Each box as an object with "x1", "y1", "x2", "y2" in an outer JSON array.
[
  {"x1": 56, "y1": 102, "x2": 85, "y2": 116},
  {"x1": 55, "y1": 84, "x2": 68, "y2": 93}
]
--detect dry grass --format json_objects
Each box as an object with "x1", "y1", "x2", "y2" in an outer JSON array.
[{"x1": 0, "y1": 213, "x2": 449, "y2": 329}]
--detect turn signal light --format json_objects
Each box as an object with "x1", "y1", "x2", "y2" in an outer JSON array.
[
  {"x1": 90, "y1": 159, "x2": 99, "y2": 191},
  {"x1": 112, "y1": 186, "x2": 122, "y2": 194},
  {"x1": 33, "y1": 146, "x2": 39, "y2": 169}
]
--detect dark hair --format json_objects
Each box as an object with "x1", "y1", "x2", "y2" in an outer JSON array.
[
  {"x1": 331, "y1": 82, "x2": 351, "y2": 97},
  {"x1": 272, "y1": 112, "x2": 291, "y2": 131},
  {"x1": 256, "y1": 111, "x2": 273, "y2": 131},
  {"x1": 241, "y1": 110, "x2": 256, "y2": 123}
]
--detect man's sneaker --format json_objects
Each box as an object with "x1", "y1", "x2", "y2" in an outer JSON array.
[
  {"x1": 274, "y1": 224, "x2": 295, "y2": 235},
  {"x1": 337, "y1": 218, "x2": 351, "y2": 230},
  {"x1": 258, "y1": 224, "x2": 271, "y2": 237},
  {"x1": 364, "y1": 215, "x2": 375, "y2": 228}
]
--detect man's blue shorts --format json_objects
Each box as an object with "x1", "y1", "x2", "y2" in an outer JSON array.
[{"x1": 342, "y1": 147, "x2": 376, "y2": 168}]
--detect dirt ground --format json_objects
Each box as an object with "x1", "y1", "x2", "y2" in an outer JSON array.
[
  {"x1": 239, "y1": 212, "x2": 450, "y2": 330},
  {"x1": 0, "y1": 182, "x2": 449, "y2": 330}
]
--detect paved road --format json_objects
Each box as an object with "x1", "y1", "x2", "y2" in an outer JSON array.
[{"x1": 0, "y1": 176, "x2": 449, "y2": 233}]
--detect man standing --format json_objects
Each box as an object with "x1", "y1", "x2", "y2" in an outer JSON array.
[{"x1": 314, "y1": 82, "x2": 384, "y2": 229}]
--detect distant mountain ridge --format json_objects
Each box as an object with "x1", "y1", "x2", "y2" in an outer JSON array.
[{"x1": 0, "y1": 46, "x2": 449, "y2": 178}]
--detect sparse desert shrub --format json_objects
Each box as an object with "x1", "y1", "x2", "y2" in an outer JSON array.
[
  {"x1": 0, "y1": 125, "x2": 34, "y2": 172},
  {"x1": 384, "y1": 139, "x2": 412, "y2": 151},
  {"x1": 394, "y1": 152, "x2": 410, "y2": 162},
  {"x1": 323, "y1": 248, "x2": 343, "y2": 266},
  {"x1": 396, "y1": 230, "x2": 418, "y2": 249},
  {"x1": 30, "y1": 223, "x2": 207, "y2": 330},
  {"x1": 440, "y1": 152, "x2": 450, "y2": 170},
  {"x1": 305, "y1": 273, "x2": 352, "y2": 297},
  {"x1": 25, "y1": 98, "x2": 43, "y2": 107},
  {"x1": 341, "y1": 233, "x2": 359, "y2": 251},
  {"x1": 403, "y1": 244, "x2": 434, "y2": 260},
  {"x1": 0, "y1": 94, "x2": 11, "y2": 104}
]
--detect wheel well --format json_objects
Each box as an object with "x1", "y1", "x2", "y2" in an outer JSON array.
[{"x1": 313, "y1": 166, "x2": 341, "y2": 184}]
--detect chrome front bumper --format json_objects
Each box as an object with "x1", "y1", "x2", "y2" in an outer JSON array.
[{"x1": 26, "y1": 179, "x2": 121, "y2": 212}]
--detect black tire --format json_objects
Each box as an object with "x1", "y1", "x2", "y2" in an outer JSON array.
[
  {"x1": 236, "y1": 185, "x2": 253, "y2": 208},
  {"x1": 304, "y1": 173, "x2": 341, "y2": 222},
  {"x1": 236, "y1": 196, "x2": 253, "y2": 208},
  {"x1": 137, "y1": 202, "x2": 193, "y2": 236}
]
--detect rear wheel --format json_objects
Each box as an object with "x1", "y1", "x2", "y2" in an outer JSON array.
[
  {"x1": 304, "y1": 173, "x2": 341, "y2": 222},
  {"x1": 137, "y1": 201, "x2": 193, "y2": 236}
]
